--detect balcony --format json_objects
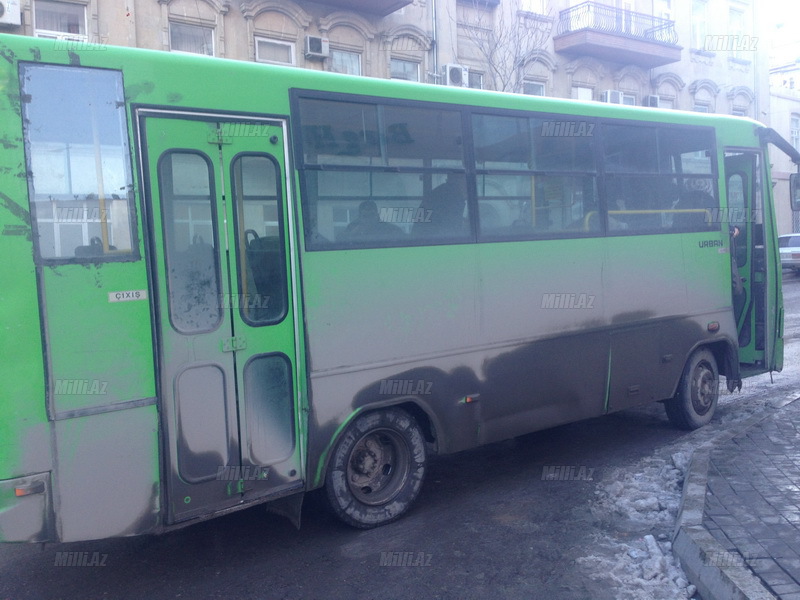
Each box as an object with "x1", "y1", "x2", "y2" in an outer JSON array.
[
  {"x1": 553, "y1": 2, "x2": 681, "y2": 68},
  {"x1": 317, "y1": 0, "x2": 413, "y2": 17}
]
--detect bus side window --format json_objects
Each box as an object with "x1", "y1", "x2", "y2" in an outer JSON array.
[
  {"x1": 20, "y1": 64, "x2": 136, "y2": 261},
  {"x1": 727, "y1": 172, "x2": 748, "y2": 267}
]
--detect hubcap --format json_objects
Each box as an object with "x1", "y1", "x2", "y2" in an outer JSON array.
[
  {"x1": 691, "y1": 361, "x2": 717, "y2": 416},
  {"x1": 346, "y1": 429, "x2": 410, "y2": 506}
]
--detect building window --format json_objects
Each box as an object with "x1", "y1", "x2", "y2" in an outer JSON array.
[
  {"x1": 34, "y1": 0, "x2": 87, "y2": 40},
  {"x1": 468, "y1": 72, "x2": 484, "y2": 89},
  {"x1": 390, "y1": 58, "x2": 419, "y2": 82},
  {"x1": 572, "y1": 86, "x2": 593, "y2": 101},
  {"x1": 693, "y1": 104, "x2": 710, "y2": 113},
  {"x1": 255, "y1": 38, "x2": 295, "y2": 65},
  {"x1": 170, "y1": 22, "x2": 214, "y2": 56},
  {"x1": 330, "y1": 50, "x2": 361, "y2": 76},
  {"x1": 692, "y1": 0, "x2": 708, "y2": 49},
  {"x1": 791, "y1": 115, "x2": 800, "y2": 152},
  {"x1": 621, "y1": 93, "x2": 636, "y2": 106},
  {"x1": 659, "y1": 98, "x2": 675, "y2": 109},
  {"x1": 523, "y1": 80, "x2": 545, "y2": 96},
  {"x1": 728, "y1": 8, "x2": 746, "y2": 60},
  {"x1": 655, "y1": 0, "x2": 672, "y2": 20},
  {"x1": 519, "y1": 0, "x2": 546, "y2": 14}
]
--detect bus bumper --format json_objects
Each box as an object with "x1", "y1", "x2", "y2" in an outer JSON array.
[{"x1": 0, "y1": 472, "x2": 54, "y2": 542}]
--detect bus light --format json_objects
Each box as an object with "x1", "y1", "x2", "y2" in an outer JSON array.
[
  {"x1": 14, "y1": 481, "x2": 45, "y2": 497},
  {"x1": 707, "y1": 321, "x2": 720, "y2": 332}
]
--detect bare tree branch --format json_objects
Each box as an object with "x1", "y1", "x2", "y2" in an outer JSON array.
[{"x1": 453, "y1": 1, "x2": 553, "y2": 92}]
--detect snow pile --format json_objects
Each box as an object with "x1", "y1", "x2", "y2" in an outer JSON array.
[
  {"x1": 589, "y1": 452, "x2": 688, "y2": 532},
  {"x1": 576, "y1": 533, "x2": 696, "y2": 600},
  {"x1": 574, "y1": 451, "x2": 699, "y2": 598}
]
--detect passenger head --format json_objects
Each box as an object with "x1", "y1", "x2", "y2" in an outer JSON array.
[{"x1": 357, "y1": 200, "x2": 380, "y2": 222}]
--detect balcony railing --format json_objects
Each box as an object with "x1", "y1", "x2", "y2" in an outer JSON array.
[{"x1": 556, "y1": 1, "x2": 678, "y2": 45}]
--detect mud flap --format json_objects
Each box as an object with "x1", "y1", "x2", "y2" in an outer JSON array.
[{"x1": 264, "y1": 492, "x2": 304, "y2": 529}]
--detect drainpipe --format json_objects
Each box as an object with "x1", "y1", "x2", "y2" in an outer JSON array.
[{"x1": 430, "y1": 0, "x2": 438, "y2": 83}]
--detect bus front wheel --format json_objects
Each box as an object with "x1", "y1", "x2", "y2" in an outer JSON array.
[
  {"x1": 664, "y1": 349, "x2": 719, "y2": 430},
  {"x1": 325, "y1": 408, "x2": 426, "y2": 529}
]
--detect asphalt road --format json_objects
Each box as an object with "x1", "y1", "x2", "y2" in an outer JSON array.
[{"x1": 1, "y1": 271, "x2": 799, "y2": 600}]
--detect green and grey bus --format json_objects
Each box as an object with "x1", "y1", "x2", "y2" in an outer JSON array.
[{"x1": 1, "y1": 33, "x2": 798, "y2": 541}]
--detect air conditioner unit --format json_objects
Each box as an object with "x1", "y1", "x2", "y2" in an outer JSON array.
[
  {"x1": 0, "y1": 0, "x2": 21, "y2": 27},
  {"x1": 304, "y1": 36, "x2": 329, "y2": 59},
  {"x1": 443, "y1": 63, "x2": 468, "y2": 87},
  {"x1": 644, "y1": 95, "x2": 661, "y2": 108},
  {"x1": 600, "y1": 90, "x2": 623, "y2": 104}
]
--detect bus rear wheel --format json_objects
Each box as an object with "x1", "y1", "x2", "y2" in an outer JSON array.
[
  {"x1": 664, "y1": 348, "x2": 719, "y2": 430},
  {"x1": 325, "y1": 408, "x2": 426, "y2": 529}
]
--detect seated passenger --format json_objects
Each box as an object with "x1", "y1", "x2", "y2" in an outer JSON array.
[
  {"x1": 341, "y1": 200, "x2": 404, "y2": 242},
  {"x1": 674, "y1": 189, "x2": 713, "y2": 230},
  {"x1": 413, "y1": 174, "x2": 468, "y2": 238}
]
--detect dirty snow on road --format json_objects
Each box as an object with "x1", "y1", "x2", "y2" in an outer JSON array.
[{"x1": 575, "y1": 337, "x2": 800, "y2": 600}]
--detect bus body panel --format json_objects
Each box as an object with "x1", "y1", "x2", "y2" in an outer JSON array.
[
  {"x1": 0, "y1": 33, "x2": 787, "y2": 541},
  {"x1": 53, "y1": 407, "x2": 160, "y2": 542},
  {"x1": 300, "y1": 231, "x2": 739, "y2": 480}
]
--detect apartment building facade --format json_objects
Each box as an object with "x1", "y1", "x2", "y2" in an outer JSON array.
[
  {"x1": 0, "y1": 0, "x2": 765, "y2": 110},
  {"x1": 0, "y1": 0, "x2": 795, "y2": 230}
]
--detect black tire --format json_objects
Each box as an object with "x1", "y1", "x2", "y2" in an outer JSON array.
[
  {"x1": 325, "y1": 408, "x2": 426, "y2": 529},
  {"x1": 664, "y1": 348, "x2": 719, "y2": 430}
]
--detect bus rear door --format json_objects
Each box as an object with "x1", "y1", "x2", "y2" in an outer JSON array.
[{"x1": 724, "y1": 149, "x2": 782, "y2": 374}]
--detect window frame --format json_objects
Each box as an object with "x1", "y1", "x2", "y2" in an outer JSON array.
[
  {"x1": 19, "y1": 62, "x2": 140, "y2": 265},
  {"x1": 390, "y1": 58, "x2": 420, "y2": 82},
  {"x1": 169, "y1": 21, "x2": 215, "y2": 57},
  {"x1": 329, "y1": 49, "x2": 362, "y2": 76},
  {"x1": 523, "y1": 80, "x2": 546, "y2": 96},
  {"x1": 468, "y1": 71, "x2": 484, "y2": 90},
  {"x1": 572, "y1": 86, "x2": 593, "y2": 101},
  {"x1": 254, "y1": 37, "x2": 296, "y2": 66},
  {"x1": 691, "y1": 0, "x2": 709, "y2": 50},
  {"x1": 230, "y1": 151, "x2": 290, "y2": 326},
  {"x1": 34, "y1": 0, "x2": 88, "y2": 41},
  {"x1": 290, "y1": 89, "x2": 721, "y2": 252}
]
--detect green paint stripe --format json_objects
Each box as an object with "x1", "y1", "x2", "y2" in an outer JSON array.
[
  {"x1": 604, "y1": 349, "x2": 612, "y2": 413},
  {"x1": 312, "y1": 409, "x2": 361, "y2": 488}
]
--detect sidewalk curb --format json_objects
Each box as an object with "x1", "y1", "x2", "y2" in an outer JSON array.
[{"x1": 671, "y1": 403, "x2": 793, "y2": 600}]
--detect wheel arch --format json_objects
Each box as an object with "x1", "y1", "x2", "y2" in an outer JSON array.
[
  {"x1": 311, "y1": 396, "x2": 442, "y2": 489},
  {"x1": 669, "y1": 336, "x2": 739, "y2": 398}
]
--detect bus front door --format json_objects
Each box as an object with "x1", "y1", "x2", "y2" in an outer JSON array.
[
  {"x1": 140, "y1": 113, "x2": 303, "y2": 524},
  {"x1": 724, "y1": 150, "x2": 782, "y2": 374}
]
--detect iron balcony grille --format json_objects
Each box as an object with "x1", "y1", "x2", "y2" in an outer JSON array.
[{"x1": 556, "y1": 1, "x2": 678, "y2": 46}]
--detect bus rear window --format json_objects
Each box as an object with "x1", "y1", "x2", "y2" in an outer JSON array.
[{"x1": 20, "y1": 64, "x2": 136, "y2": 261}]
